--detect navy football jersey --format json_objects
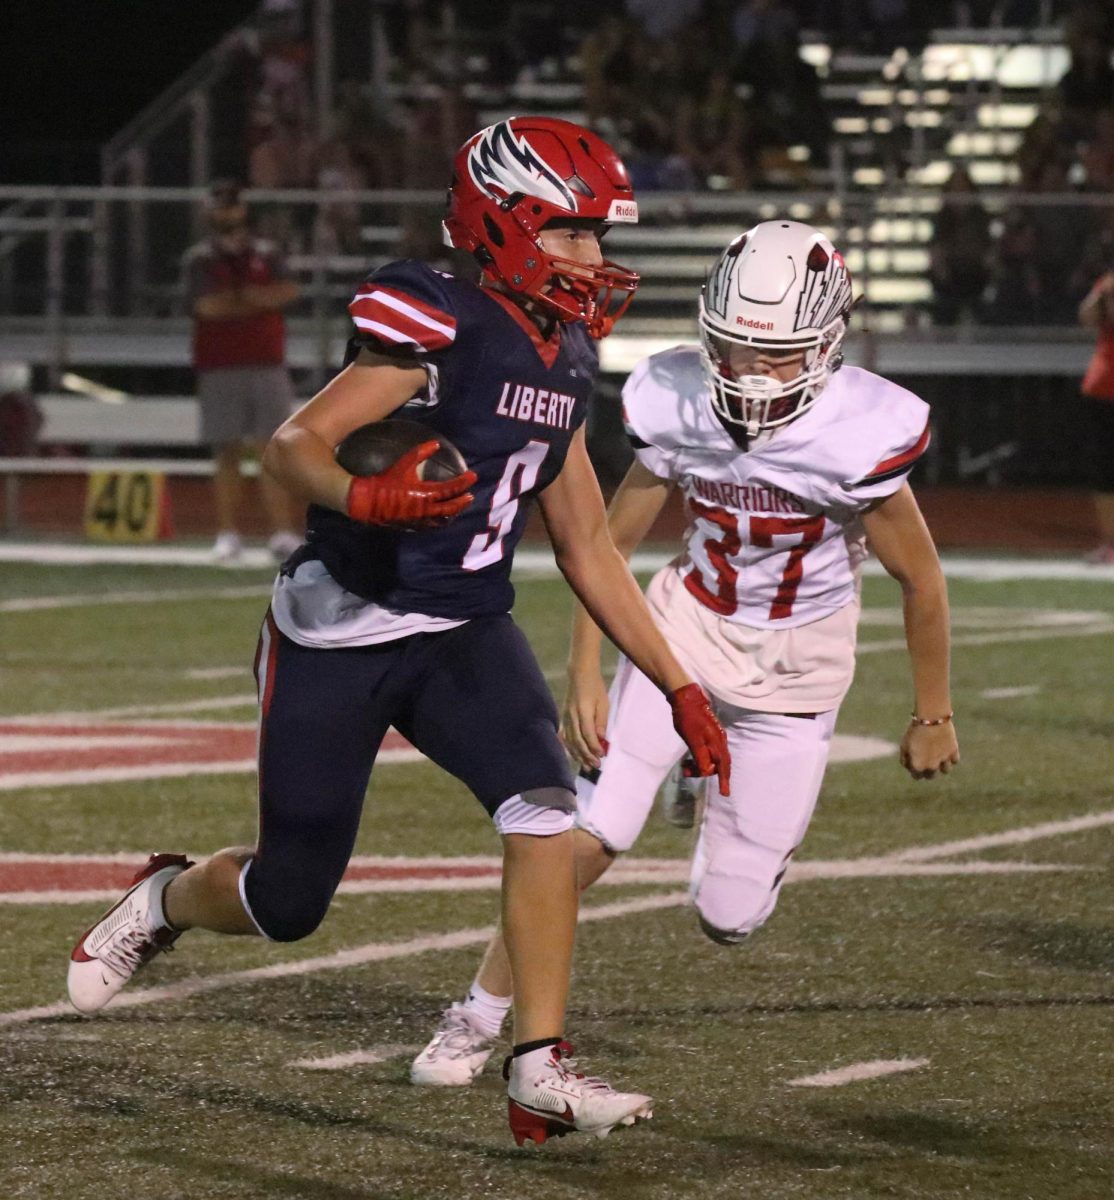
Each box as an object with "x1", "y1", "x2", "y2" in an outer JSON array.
[{"x1": 292, "y1": 260, "x2": 599, "y2": 618}]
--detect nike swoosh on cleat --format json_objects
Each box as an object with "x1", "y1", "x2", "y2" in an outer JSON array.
[{"x1": 520, "y1": 1101, "x2": 575, "y2": 1124}]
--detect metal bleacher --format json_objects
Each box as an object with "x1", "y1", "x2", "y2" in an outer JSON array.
[{"x1": 0, "y1": 11, "x2": 1099, "y2": 396}]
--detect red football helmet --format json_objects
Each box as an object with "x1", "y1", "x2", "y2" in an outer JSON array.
[{"x1": 443, "y1": 116, "x2": 640, "y2": 338}]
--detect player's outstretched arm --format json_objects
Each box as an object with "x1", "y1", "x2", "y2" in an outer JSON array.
[
  {"x1": 862, "y1": 484, "x2": 960, "y2": 780},
  {"x1": 540, "y1": 432, "x2": 730, "y2": 792},
  {"x1": 561, "y1": 460, "x2": 675, "y2": 768}
]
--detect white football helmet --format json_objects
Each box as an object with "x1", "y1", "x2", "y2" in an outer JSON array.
[{"x1": 698, "y1": 220, "x2": 853, "y2": 436}]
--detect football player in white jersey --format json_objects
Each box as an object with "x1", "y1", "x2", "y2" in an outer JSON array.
[{"x1": 410, "y1": 219, "x2": 959, "y2": 1088}]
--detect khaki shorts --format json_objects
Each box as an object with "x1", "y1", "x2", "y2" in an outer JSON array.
[{"x1": 197, "y1": 365, "x2": 296, "y2": 448}]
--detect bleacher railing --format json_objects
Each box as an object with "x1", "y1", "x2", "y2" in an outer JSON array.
[{"x1": 0, "y1": 183, "x2": 1107, "y2": 387}]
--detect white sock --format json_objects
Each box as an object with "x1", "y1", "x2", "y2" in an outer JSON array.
[
  {"x1": 462, "y1": 980, "x2": 512, "y2": 1040},
  {"x1": 510, "y1": 1042, "x2": 559, "y2": 1085}
]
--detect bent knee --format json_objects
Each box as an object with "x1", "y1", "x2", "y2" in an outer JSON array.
[
  {"x1": 256, "y1": 904, "x2": 329, "y2": 942},
  {"x1": 693, "y1": 881, "x2": 779, "y2": 946},
  {"x1": 244, "y1": 871, "x2": 332, "y2": 942}
]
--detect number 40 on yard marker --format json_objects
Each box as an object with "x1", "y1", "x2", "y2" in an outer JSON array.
[{"x1": 83, "y1": 470, "x2": 173, "y2": 543}]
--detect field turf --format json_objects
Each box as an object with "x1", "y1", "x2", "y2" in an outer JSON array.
[{"x1": 0, "y1": 556, "x2": 1111, "y2": 1199}]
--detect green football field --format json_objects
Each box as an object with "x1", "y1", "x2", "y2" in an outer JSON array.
[{"x1": 0, "y1": 554, "x2": 1111, "y2": 1199}]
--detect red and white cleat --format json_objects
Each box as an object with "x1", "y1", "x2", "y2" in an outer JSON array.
[
  {"x1": 67, "y1": 852, "x2": 193, "y2": 1014},
  {"x1": 505, "y1": 1041, "x2": 653, "y2": 1146}
]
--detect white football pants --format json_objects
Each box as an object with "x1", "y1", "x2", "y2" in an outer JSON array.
[{"x1": 575, "y1": 655, "x2": 837, "y2": 942}]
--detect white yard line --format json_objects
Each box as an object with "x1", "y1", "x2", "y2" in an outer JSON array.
[
  {"x1": 891, "y1": 810, "x2": 1114, "y2": 863},
  {"x1": 788, "y1": 1058, "x2": 930, "y2": 1088},
  {"x1": 0, "y1": 891, "x2": 687, "y2": 1029},
  {"x1": 291, "y1": 1044, "x2": 421, "y2": 1071},
  {"x1": 4, "y1": 617, "x2": 1108, "y2": 729},
  {"x1": 858, "y1": 621, "x2": 1114, "y2": 655},
  {"x1": 1, "y1": 810, "x2": 1108, "y2": 1025},
  {"x1": 980, "y1": 685, "x2": 1041, "y2": 699},
  {"x1": 1, "y1": 858, "x2": 1082, "y2": 907}
]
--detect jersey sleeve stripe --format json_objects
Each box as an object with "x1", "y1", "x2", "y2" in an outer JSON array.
[
  {"x1": 350, "y1": 314, "x2": 430, "y2": 350},
  {"x1": 856, "y1": 421, "x2": 931, "y2": 484},
  {"x1": 348, "y1": 303, "x2": 454, "y2": 350},
  {"x1": 350, "y1": 287, "x2": 456, "y2": 335},
  {"x1": 348, "y1": 296, "x2": 455, "y2": 351}
]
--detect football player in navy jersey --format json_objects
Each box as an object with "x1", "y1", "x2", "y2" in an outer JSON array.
[{"x1": 68, "y1": 117, "x2": 730, "y2": 1146}]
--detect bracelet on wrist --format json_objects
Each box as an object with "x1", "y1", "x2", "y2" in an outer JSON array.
[{"x1": 909, "y1": 711, "x2": 953, "y2": 727}]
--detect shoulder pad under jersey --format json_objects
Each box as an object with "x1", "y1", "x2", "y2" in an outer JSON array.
[
  {"x1": 621, "y1": 345, "x2": 711, "y2": 480},
  {"x1": 348, "y1": 260, "x2": 460, "y2": 359},
  {"x1": 802, "y1": 366, "x2": 931, "y2": 509}
]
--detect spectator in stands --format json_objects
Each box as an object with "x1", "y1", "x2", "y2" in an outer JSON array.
[
  {"x1": 1058, "y1": 6, "x2": 1114, "y2": 133},
  {"x1": 333, "y1": 79, "x2": 402, "y2": 188},
  {"x1": 182, "y1": 181, "x2": 303, "y2": 564},
  {"x1": 1028, "y1": 156, "x2": 1087, "y2": 323},
  {"x1": 673, "y1": 66, "x2": 759, "y2": 190},
  {"x1": 1015, "y1": 103, "x2": 1072, "y2": 192},
  {"x1": 580, "y1": 14, "x2": 643, "y2": 136},
  {"x1": 1080, "y1": 106, "x2": 1114, "y2": 192},
  {"x1": 985, "y1": 205, "x2": 1043, "y2": 324},
  {"x1": 253, "y1": 0, "x2": 314, "y2": 128},
  {"x1": 314, "y1": 133, "x2": 367, "y2": 256},
  {"x1": 247, "y1": 97, "x2": 318, "y2": 253},
  {"x1": 731, "y1": 0, "x2": 831, "y2": 173},
  {"x1": 1078, "y1": 262, "x2": 1114, "y2": 563},
  {"x1": 929, "y1": 166, "x2": 993, "y2": 325},
  {"x1": 399, "y1": 77, "x2": 480, "y2": 188}
]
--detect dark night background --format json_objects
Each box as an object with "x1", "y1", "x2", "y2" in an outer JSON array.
[{"x1": 0, "y1": 2, "x2": 260, "y2": 183}]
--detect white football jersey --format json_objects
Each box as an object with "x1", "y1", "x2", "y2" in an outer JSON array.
[{"x1": 622, "y1": 346, "x2": 930, "y2": 629}]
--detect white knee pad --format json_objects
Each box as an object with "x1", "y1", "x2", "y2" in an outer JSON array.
[
  {"x1": 689, "y1": 708, "x2": 837, "y2": 945},
  {"x1": 494, "y1": 789, "x2": 576, "y2": 836},
  {"x1": 692, "y1": 845, "x2": 788, "y2": 944},
  {"x1": 572, "y1": 747, "x2": 671, "y2": 853}
]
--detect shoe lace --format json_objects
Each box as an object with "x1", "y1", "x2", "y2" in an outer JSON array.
[
  {"x1": 551, "y1": 1042, "x2": 615, "y2": 1095},
  {"x1": 429, "y1": 1005, "x2": 488, "y2": 1057},
  {"x1": 99, "y1": 922, "x2": 161, "y2": 978}
]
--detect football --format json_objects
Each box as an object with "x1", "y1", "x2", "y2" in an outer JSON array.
[{"x1": 334, "y1": 419, "x2": 467, "y2": 481}]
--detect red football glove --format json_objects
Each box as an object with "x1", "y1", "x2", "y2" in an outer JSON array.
[
  {"x1": 668, "y1": 683, "x2": 731, "y2": 796},
  {"x1": 346, "y1": 441, "x2": 477, "y2": 528}
]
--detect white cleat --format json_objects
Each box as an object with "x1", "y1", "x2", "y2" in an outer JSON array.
[
  {"x1": 67, "y1": 853, "x2": 192, "y2": 1015},
  {"x1": 505, "y1": 1041, "x2": 653, "y2": 1146},
  {"x1": 410, "y1": 1002, "x2": 495, "y2": 1086},
  {"x1": 659, "y1": 757, "x2": 703, "y2": 829},
  {"x1": 212, "y1": 531, "x2": 243, "y2": 565}
]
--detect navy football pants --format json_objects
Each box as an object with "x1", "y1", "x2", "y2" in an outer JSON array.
[{"x1": 244, "y1": 611, "x2": 574, "y2": 941}]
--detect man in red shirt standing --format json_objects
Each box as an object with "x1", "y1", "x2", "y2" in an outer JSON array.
[
  {"x1": 184, "y1": 180, "x2": 302, "y2": 563},
  {"x1": 1079, "y1": 268, "x2": 1114, "y2": 564}
]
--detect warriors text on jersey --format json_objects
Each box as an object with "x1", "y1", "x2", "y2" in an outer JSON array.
[
  {"x1": 274, "y1": 260, "x2": 598, "y2": 646},
  {"x1": 622, "y1": 346, "x2": 930, "y2": 631}
]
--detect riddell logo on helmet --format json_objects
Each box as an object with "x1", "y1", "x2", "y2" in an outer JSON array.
[
  {"x1": 736, "y1": 316, "x2": 774, "y2": 330},
  {"x1": 607, "y1": 199, "x2": 638, "y2": 222}
]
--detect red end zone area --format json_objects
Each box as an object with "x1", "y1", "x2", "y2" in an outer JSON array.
[{"x1": 0, "y1": 718, "x2": 422, "y2": 791}]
